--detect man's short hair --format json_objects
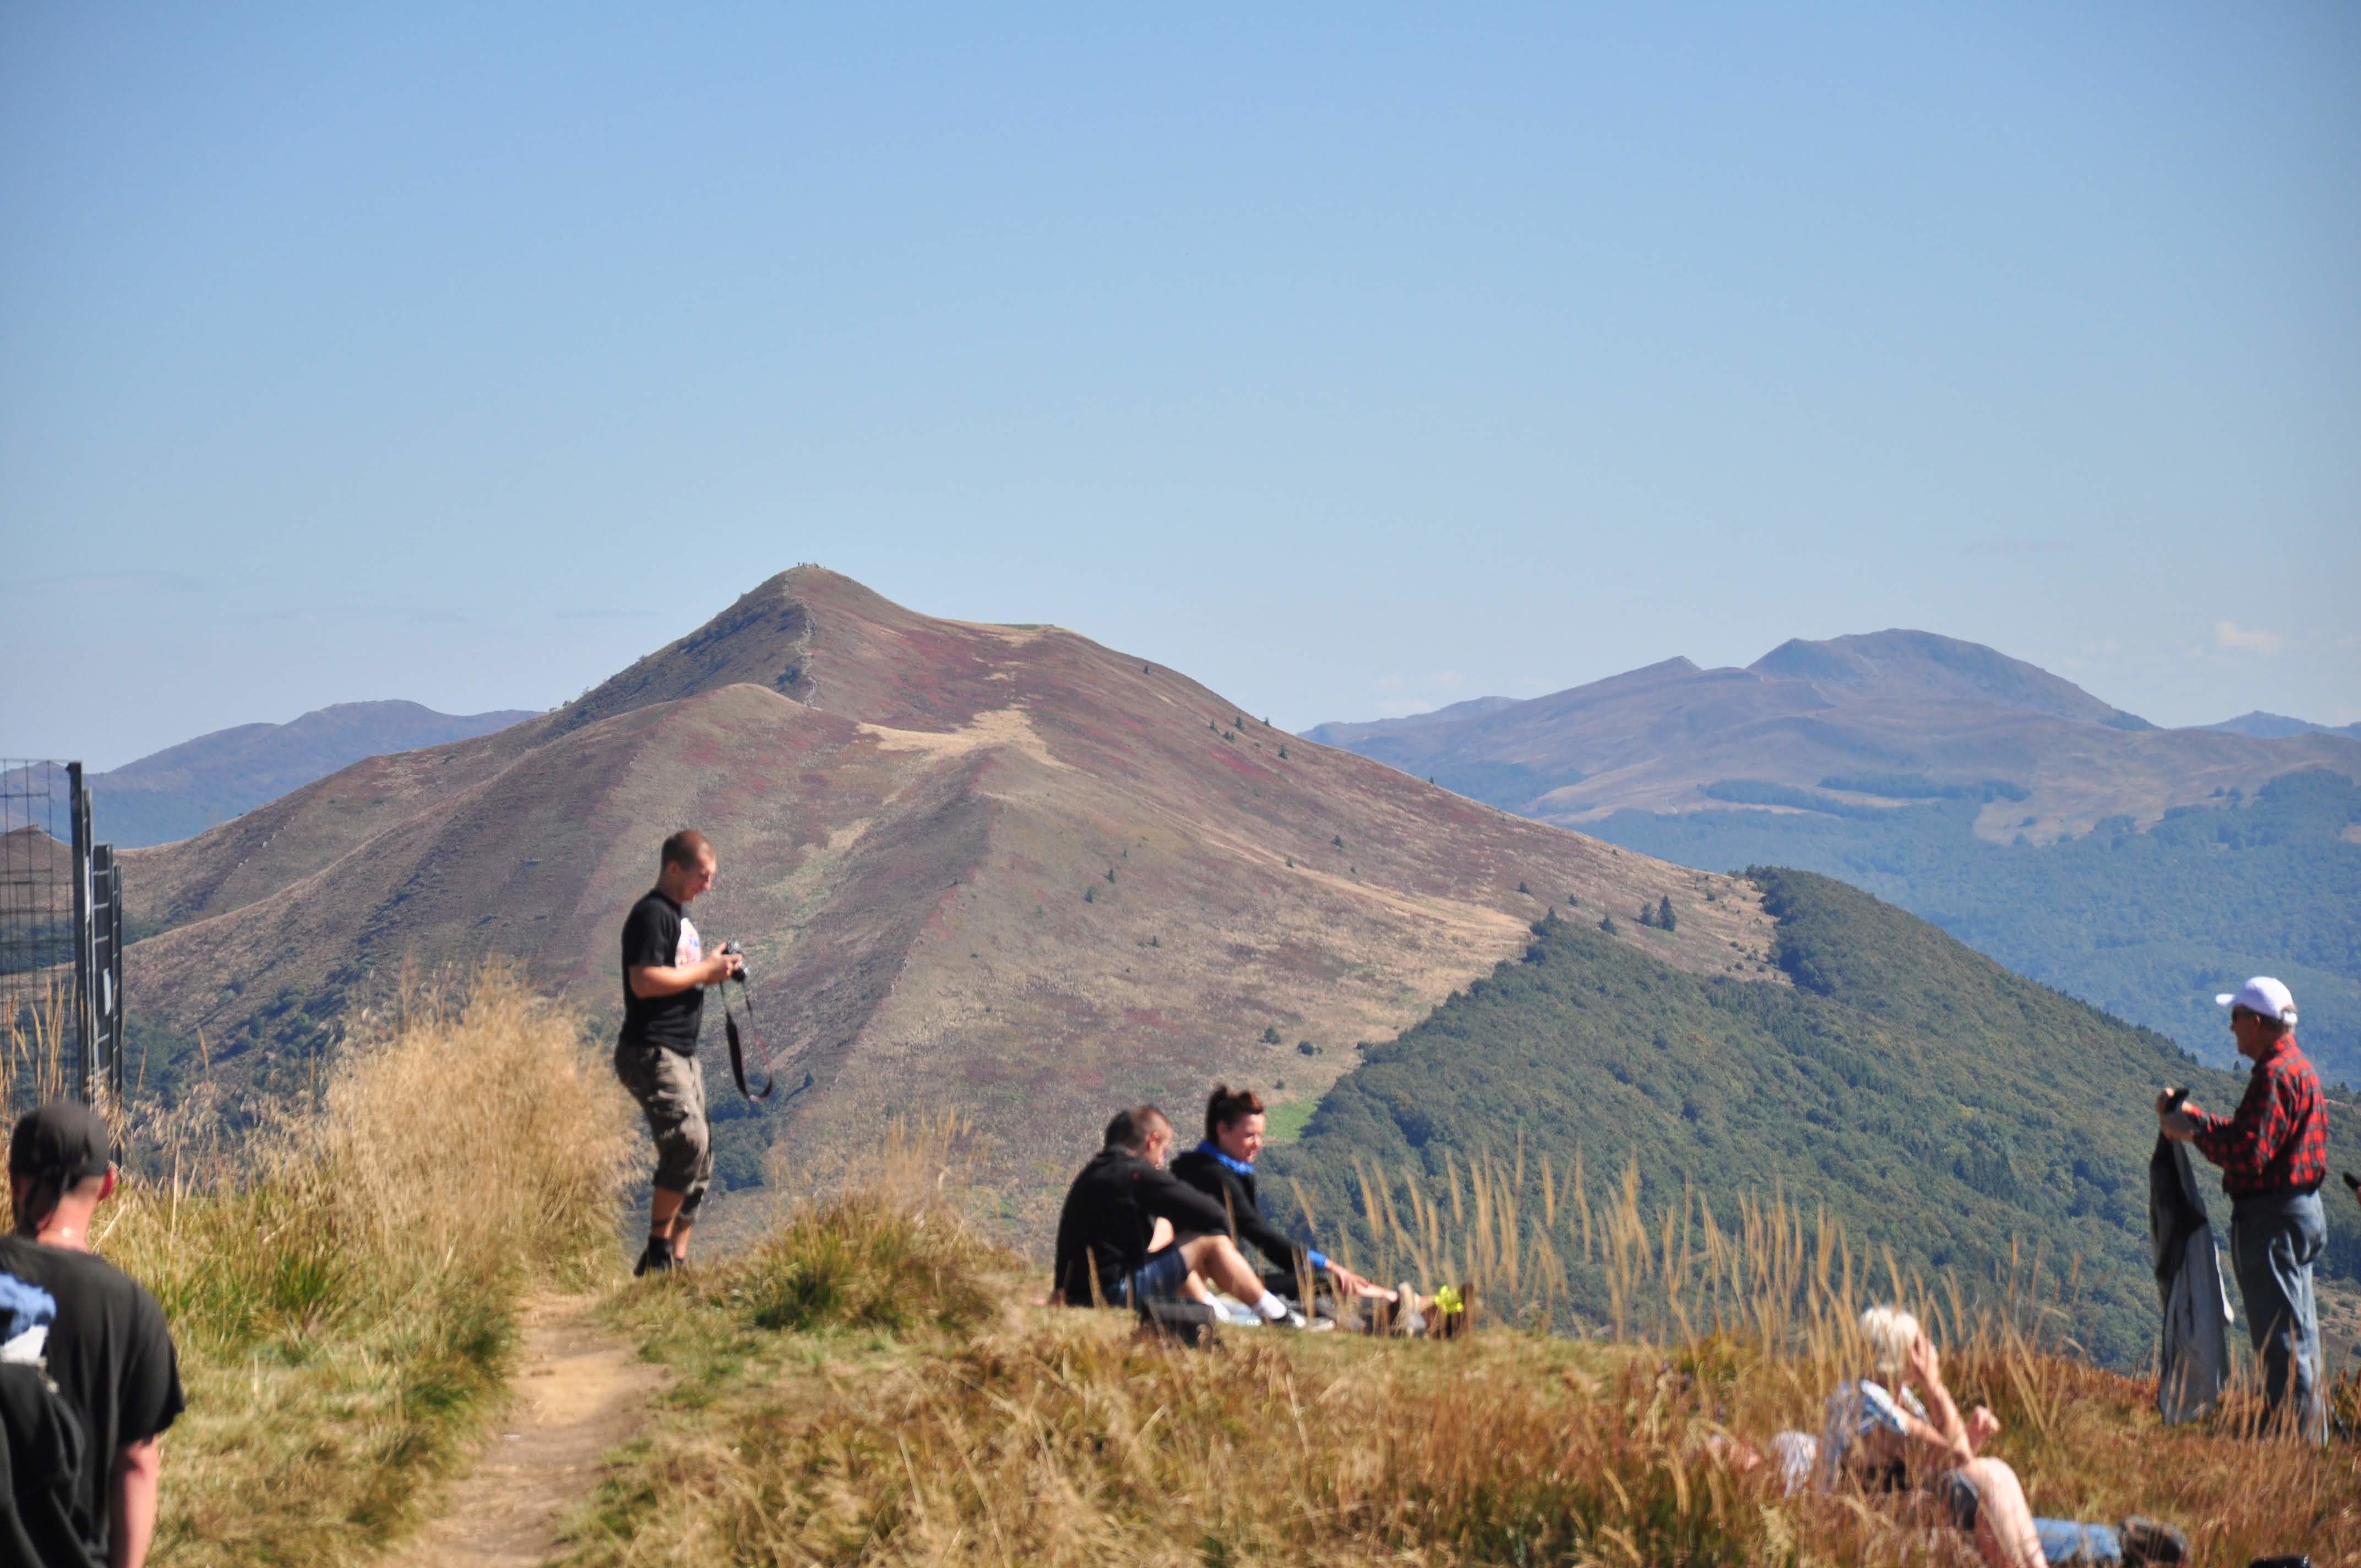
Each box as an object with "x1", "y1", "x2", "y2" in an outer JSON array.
[
  {"x1": 1102, "y1": 1104, "x2": 1170, "y2": 1152},
  {"x1": 660, "y1": 829, "x2": 713, "y2": 870},
  {"x1": 1204, "y1": 1084, "x2": 1265, "y2": 1141}
]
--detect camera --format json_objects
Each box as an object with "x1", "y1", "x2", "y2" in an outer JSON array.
[{"x1": 721, "y1": 940, "x2": 749, "y2": 981}]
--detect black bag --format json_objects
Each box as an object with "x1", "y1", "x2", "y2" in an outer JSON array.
[{"x1": 0, "y1": 1360, "x2": 97, "y2": 1568}]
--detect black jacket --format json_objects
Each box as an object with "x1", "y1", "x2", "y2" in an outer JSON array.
[
  {"x1": 1051, "y1": 1149, "x2": 1232, "y2": 1306},
  {"x1": 2148, "y1": 1133, "x2": 2232, "y2": 1423},
  {"x1": 1168, "y1": 1147, "x2": 1312, "y2": 1280}
]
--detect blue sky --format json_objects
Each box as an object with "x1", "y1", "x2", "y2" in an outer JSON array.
[{"x1": 4, "y1": 4, "x2": 2355, "y2": 767}]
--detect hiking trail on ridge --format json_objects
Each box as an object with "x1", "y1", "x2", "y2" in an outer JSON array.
[{"x1": 384, "y1": 1292, "x2": 661, "y2": 1568}]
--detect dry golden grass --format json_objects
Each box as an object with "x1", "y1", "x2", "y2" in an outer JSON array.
[
  {"x1": 563, "y1": 1126, "x2": 2357, "y2": 1567},
  {"x1": 3, "y1": 973, "x2": 79, "y2": 1113},
  {"x1": 91, "y1": 965, "x2": 637, "y2": 1566}
]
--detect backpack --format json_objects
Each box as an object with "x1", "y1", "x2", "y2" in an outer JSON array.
[
  {"x1": 0, "y1": 1272, "x2": 96, "y2": 1568},
  {"x1": 0, "y1": 1360, "x2": 94, "y2": 1568}
]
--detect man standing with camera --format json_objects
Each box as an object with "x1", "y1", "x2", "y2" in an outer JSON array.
[
  {"x1": 2156, "y1": 976, "x2": 2329, "y2": 1440},
  {"x1": 616, "y1": 829, "x2": 741, "y2": 1275}
]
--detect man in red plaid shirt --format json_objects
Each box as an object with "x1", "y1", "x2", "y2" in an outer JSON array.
[{"x1": 2157, "y1": 976, "x2": 2327, "y2": 1440}]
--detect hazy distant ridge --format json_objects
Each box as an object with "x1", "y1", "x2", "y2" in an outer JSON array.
[
  {"x1": 55, "y1": 701, "x2": 535, "y2": 846},
  {"x1": 2200, "y1": 711, "x2": 2361, "y2": 741},
  {"x1": 1303, "y1": 628, "x2": 2358, "y2": 839}
]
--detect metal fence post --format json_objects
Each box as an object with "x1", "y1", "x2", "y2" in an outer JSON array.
[
  {"x1": 69, "y1": 763, "x2": 94, "y2": 1104},
  {"x1": 89, "y1": 845, "x2": 122, "y2": 1108}
]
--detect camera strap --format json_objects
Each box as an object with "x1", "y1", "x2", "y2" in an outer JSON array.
[{"x1": 719, "y1": 975, "x2": 774, "y2": 1101}]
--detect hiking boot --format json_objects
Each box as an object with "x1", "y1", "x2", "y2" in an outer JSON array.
[
  {"x1": 633, "y1": 1238, "x2": 678, "y2": 1277},
  {"x1": 2119, "y1": 1517, "x2": 2187, "y2": 1567}
]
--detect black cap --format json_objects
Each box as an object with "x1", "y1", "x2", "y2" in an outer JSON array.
[{"x1": 9, "y1": 1101, "x2": 112, "y2": 1183}]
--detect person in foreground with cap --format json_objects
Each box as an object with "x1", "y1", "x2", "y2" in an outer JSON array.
[
  {"x1": 2155, "y1": 976, "x2": 2328, "y2": 1440},
  {"x1": 0, "y1": 1101, "x2": 184, "y2": 1567}
]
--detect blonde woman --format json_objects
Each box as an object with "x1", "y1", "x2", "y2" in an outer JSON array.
[{"x1": 1819, "y1": 1306, "x2": 2184, "y2": 1568}]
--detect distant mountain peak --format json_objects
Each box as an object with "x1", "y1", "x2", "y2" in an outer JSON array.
[
  {"x1": 2201, "y1": 711, "x2": 2361, "y2": 741},
  {"x1": 1749, "y1": 629, "x2": 2150, "y2": 728}
]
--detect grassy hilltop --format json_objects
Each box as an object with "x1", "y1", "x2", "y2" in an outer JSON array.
[
  {"x1": 1267, "y1": 868, "x2": 2360, "y2": 1371},
  {"x1": 563, "y1": 1124, "x2": 2358, "y2": 1566},
  {"x1": 80, "y1": 967, "x2": 2360, "y2": 1565}
]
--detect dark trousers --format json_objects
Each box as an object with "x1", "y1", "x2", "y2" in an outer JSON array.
[{"x1": 2228, "y1": 1189, "x2": 2325, "y2": 1441}]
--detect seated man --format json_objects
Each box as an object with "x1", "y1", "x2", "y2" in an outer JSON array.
[
  {"x1": 1050, "y1": 1105, "x2": 1308, "y2": 1326},
  {"x1": 1814, "y1": 1306, "x2": 2183, "y2": 1568},
  {"x1": 1169, "y1": 1085, "x2": 1389, "y2": 1314}
]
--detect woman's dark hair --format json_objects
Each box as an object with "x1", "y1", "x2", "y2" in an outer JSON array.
[{"x1": 1204, "y1": 1084, "x2": 1265, "y2": 1141}]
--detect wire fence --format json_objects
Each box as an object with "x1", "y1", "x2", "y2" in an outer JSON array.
[{"x1": 1, "y1": 760, "x2": 124, "y2": 1116}]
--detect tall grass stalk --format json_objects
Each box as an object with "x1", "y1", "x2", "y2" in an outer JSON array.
[{"x1": 3, "y1": 974, "x2": 76, "y2": 1115}]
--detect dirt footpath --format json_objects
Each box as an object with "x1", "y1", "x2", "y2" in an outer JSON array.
[{"x1": 386, "y1": 1292, "x2": 663, "y2": 1568}]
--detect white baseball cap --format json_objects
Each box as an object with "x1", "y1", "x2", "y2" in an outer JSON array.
[{"x1": 2215, "y1": 976, "x2": 2297, "y2": 1025}]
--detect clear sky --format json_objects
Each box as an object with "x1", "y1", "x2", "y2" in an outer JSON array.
[{"x1": 4, "y1": 4, "x2": 2355, "y2": 769}]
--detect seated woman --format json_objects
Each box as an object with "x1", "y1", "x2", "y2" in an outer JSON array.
[
  {"x1": 1809, "y1": 1305, "x2": 2184, "y2": 1568},
  {"x1": 1168, "y1": 1085, "x2": 1391, "y2": 1315}
]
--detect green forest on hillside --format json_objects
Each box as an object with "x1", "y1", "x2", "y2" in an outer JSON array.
[
  {"x1": 1583, "y1": 767, "x2": 2361, "y2": 1088},
  {"x1": 1268, "y1": 869, "x2": 2360, "y2": 1370}
]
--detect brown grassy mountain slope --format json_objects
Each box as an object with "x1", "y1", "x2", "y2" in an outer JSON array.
[
  {"x1": 123, "y1": 569, "x2": 1776, "y2": 1216},
  {"x1": 1304, "y1": 630, "x2": 2361, "y2": 842}
]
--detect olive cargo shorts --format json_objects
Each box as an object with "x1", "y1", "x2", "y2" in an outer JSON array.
[{"x1": 614, "y1": 1039, "x2": 712, "y2": 1222}]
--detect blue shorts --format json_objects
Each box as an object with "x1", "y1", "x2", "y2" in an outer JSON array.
[{"x1": 1118, "y1": 1244, "x2": 1191, "y2": 1307}]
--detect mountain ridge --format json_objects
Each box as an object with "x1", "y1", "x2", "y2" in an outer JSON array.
[
  {"x1": 123, "y1": 567, "x2": 1778, "y2": 1224},
  {"x1": 1304, "y1": 634, "x2": 2361, "y2": 1081},
  {"x1": 1302, "y1": 630, "x2": 2358, "y2": 841},
  {"x1": 2201, "y1": 710, "x2": 2361, "y2": 741},
  {"x1": 1748, "y1": 629, "x2": 2152, "y2": 728}
]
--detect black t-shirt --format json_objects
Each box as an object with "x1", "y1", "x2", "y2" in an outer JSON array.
[
  {"x1": 0, "y1": 1237, "x2": 183, "y2": 1555},
  {"x1": 1050, "y1": 1148, "x2": 1233, "y2": 1306},
  {"x1": 619, "y1": 889, "x2": 704, "y2": 1053}
]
